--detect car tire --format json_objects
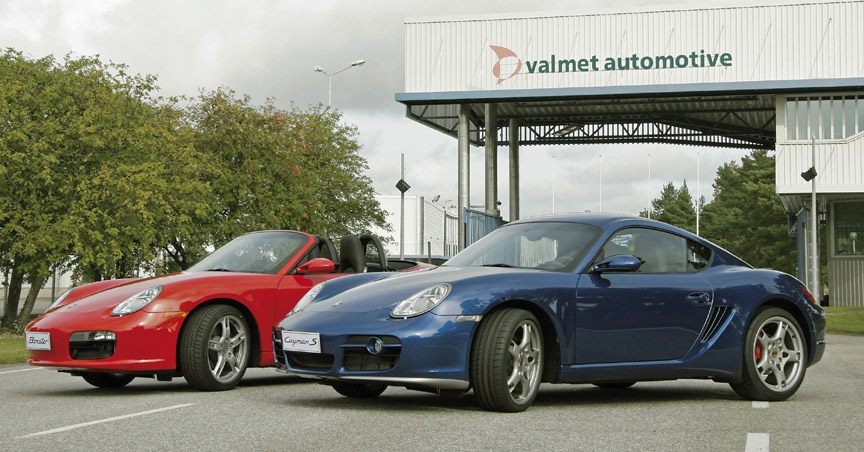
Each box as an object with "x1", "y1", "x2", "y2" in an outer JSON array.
[
  {"x1": 331, "y1": 381, "x2": 387, "y2": 398},
  {"x1": 729, "y1": 307, "x2": 807, "y2": 401},
  {"x1": 81, "y1": 373, "x2": 135, "y2": 388},
  {"x1": 593, "y1": 382, "x2": 636, "y2": 389},
  {"x1": 180, "y1": 305, "x2": 250, "y2": 391},
  {"x1": 471, "y1": 308, "x2": 544, "y2": 412}
]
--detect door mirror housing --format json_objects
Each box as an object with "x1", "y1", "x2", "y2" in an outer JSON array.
[
  {"x1": 297, "y1": 258, "x2": 335, "y2": 275},
  {"x1": 592, "y1": 255, "x2": 642, "y2": 273}
]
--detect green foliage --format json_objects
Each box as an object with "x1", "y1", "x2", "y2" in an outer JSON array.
[
  {"x1": 168, "y1": 89, "x2": 388, "y2": 268},
  {"x1": 0, "y1": 50, "x2": 210, "y2": 283},
  {"x1": 0, "y1": 332, "x2": 27, "y2": 365},
  {"x1": 641, "y1": 180, "x2": 697, "y2": 233},
  {"x1": 699, "y1": 150, "x2": 796, "y2": 273},
  {"x1": 824, "y1": 307, "x2": 864, "y2": 336},
  {"x1": 1, "y1": 48, "x2": 390, "y2": 329}
]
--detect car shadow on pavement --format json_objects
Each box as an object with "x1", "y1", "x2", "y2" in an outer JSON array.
[
  {"x1": 281, "y1": 381, "x2": 742, "y2": 412},
  {"x1": 20, "y1": 372, "x2": 314, "y2": 397},
  {"x1": 532, "y1": 383, "x2": 741, "y2": 408}
]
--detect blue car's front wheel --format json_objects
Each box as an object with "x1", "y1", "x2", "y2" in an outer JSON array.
[{"x1": 471, "y1": 308, "x2": 544, "y2": 412}]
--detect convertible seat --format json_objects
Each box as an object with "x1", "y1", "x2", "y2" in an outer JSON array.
[
  {"x1": 339, "y1": 234, "x2": 367, "y2": 273},
  {"x1": 359, "y1": 234, "x2": 388, "y2": 272}
]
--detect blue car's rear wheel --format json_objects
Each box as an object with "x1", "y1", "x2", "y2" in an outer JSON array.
[
  {"x1": 730, "y1": 307, "x2": 807, "y2": 401},
  {"x1": 471, "y1": 308, "x2": 543, "y2": 412},
  {"x1": 180, "y1": 305, "x2": 250, "y2": 391}
]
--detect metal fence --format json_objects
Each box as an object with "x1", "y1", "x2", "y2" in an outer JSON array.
[{"x1": 464, "y1": 208, "x2": 505, "y2": 248}]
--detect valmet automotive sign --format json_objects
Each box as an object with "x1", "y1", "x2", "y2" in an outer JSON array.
[{"x1": 491, "y1": 45, "x2": 732, "y2": 85}]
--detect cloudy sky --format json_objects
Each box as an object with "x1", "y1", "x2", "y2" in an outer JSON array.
[{"x1": 1, "y1": 0, "x2": 754, "y2": 222}]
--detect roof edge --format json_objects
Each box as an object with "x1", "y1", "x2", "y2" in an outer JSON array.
[{"x1": 396, "y1": 78, "x2": 864, "y2": 104}]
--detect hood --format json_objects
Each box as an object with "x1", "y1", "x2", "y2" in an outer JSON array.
[
  {"x1": 305, "y1": 265, "x2": 566, "y2": 315},
  {"x1": 49, "y1": 271, "x2": 276, "y2": 315}
]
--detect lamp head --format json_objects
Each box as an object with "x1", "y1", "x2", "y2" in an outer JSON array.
[{"x1": 801, "y1": 167, "x2": 817, "y2": 182}]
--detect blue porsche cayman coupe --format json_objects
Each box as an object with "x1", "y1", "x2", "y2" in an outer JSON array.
[{"x1": 273, "y1": 214, "x2": 826, "y2": 412}]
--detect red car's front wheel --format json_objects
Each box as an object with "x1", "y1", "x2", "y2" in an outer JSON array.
[{"x1": 180, "y1": 305, "x2": 250, "y2": 391}]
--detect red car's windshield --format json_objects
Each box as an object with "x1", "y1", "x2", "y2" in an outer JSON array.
[{"x1": 188, "y1": 231, "x2": 308, "y2": 274}]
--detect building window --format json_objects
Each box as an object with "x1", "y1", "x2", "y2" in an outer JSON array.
[
  {"x1": 786, "y1": 95, "x2": 864, "y2": 141},
  {"x1": 834, "y1": 201, "x2": 864, "y2": 257}
]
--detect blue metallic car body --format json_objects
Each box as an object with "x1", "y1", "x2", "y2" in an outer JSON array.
[{"x1": 273, "y1": 213, "x2": 826, "y2": 396}]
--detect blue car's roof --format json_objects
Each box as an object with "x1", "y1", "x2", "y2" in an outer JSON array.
[
  {"x1": 511, "y1": 212, "x2": 663, "y2": 229},
  {"x1": 508, "y1": 212, "x2": 751, "y2": 269}
]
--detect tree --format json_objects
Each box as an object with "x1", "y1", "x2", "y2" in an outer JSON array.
[
  {"x1": 0, "y1": 50, "x2": 209, "y2": 331},
  {"x1": 700, "y1": 149, "x2": 796, "y2": 273},
  {"x1": 1, "y1": 50, "x2": 391, "y2": 330},
  {"x1": 1, "y1": 50, "x2": 77, "y2": 328},
  {"x1": 641, "y1": 180, "x2": 697, "y2": 233},
  {"x1": 167, "y1": 89, "x2": 389, "y2": 268}
]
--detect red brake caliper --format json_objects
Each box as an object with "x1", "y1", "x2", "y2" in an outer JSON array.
[{"x1": 754, "y1": 335, "x2": 763, "y2": 361}]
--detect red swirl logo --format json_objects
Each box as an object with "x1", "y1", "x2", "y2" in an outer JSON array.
[{"x1": 490, "y1": 45, "x2": 522, "y2": 85}]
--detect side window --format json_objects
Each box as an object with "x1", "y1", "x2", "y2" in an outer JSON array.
[
  {"x1": 595, "y1": 228, "x2": 711, "y2": 273},
  {"x1": 686, "y1": 240, "x2": 712, "y2": 271}
]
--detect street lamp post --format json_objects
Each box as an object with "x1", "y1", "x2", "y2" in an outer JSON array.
[{"x1": 313, "y1": 59, "x2": 365, "y2": 106}]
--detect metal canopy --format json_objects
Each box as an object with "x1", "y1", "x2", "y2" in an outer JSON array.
[{"x1": 405, "y1": 92, "x2": 776, "y2": 150}]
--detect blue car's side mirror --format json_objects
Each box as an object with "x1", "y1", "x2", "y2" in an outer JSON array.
[{"x1": 592, "y1": 255, "x2": 642, "y2": 273}]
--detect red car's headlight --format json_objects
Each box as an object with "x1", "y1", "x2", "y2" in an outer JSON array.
[{"x1": 111, "y1": 286, "x2": 163, "y2": 316}]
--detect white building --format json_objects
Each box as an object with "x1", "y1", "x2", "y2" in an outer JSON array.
[
  {"x1": 373, "y1": 195, "x2": 458, "y2": 259},
  {"x1": 396, "y1": 1, "x2": 864, "y2": 305}
]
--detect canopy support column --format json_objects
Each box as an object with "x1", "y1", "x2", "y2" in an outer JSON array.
[
  {"x1": 458, "y1": 103, "x2": 471, "y2": 251},
  {"x1": 509, "y1": 118, "x2": 519, "y2": 221},
  {"x1": 485, "y1": 104, "x2": 498, "y2": 215}
]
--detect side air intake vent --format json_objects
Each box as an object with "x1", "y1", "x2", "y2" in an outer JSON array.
[{"x1": 699, "y1": 306, "x2": 733, "y2": 343}]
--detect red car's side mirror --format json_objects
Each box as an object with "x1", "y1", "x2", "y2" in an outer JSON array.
[{"x1": 296, "y1": 258, "x2": 335, "y2": 275}]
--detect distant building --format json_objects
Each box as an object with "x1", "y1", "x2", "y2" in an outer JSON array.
[{"x1": 373, "y1": 195, "x2": 458, "y2": 259}]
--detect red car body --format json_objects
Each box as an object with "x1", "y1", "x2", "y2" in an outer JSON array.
[{"x1": 26, "y1": 230, "x2": 430, "y2": 390}]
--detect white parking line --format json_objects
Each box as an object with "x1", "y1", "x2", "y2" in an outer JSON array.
[
  {"x1": 0, "y1": 368, "x2": 41, "y2": 375},
  {"x1": 752, "y1": 401, "x2": 770, "y2": 409},
  {"x1": 745, "y1": 433, "x2": 770, "y2": 452},
  {"x1": 19, "y1": 403, "x2": 196, "y2": 438}
]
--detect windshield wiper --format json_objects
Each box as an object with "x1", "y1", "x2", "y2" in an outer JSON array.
[
  {"x1": 205, "y1": 268, "x2": 233, "y2": 272},
  {"x1": 482, "y1": 263, "x2": 515, "y2": 268}
]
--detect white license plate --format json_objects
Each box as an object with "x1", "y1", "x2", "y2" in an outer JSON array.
[
  {"x1": 281, "y1": 331, "x2": 321, "y2": 353},
  {"x1": 25, "y1": 332, "x2": 51, "y2": 351}
]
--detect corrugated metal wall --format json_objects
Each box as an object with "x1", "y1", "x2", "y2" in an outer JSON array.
[
  {"x1": 405, "y1": 1, "x2": 864, "y2": 93},
  {"x1": 829, "y1": 259, "x2": 864, "y2": 306},
  {"x1": 775, "y1": 93, "x2": 864, "y2": 194},
  {"x1": 775, "y1": 134, "x2": 864, "y2": 193}
]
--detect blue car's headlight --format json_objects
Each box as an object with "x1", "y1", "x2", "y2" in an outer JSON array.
[
  {"x1": 288, "y1": 281, "x2": 326, "y2": 317},
  {"x1": 391, "y1": 283, "x2": 452, "y2": 319},
  {"x1": 110, "y1": 286, "x2": 162, "y2": 316}
]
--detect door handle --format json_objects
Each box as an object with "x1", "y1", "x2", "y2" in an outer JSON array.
[{"x1": 687, "y1": 292, "x2": 711, "y2": 305}]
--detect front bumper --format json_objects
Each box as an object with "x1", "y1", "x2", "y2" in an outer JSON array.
[
  {"x1": 26, "y1": 310, "x2": 184, "y2": 373},
  {"x1": 273, "y1": 309, "x2": 476, "y2": 390}
]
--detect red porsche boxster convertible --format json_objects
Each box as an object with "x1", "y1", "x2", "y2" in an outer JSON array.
[{"x1": 25, "y1": 230, "x2": 430, "y2": 390}]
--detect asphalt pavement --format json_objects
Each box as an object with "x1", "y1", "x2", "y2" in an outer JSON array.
[{"x1": 1, "y1": 334, "x2": 862, "y2": 452}]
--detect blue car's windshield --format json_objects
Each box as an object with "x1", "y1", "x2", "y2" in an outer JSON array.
[
  {"x1": 188, "y1": 231, "x2": 308, "y2": 274},
  {"x1": 443, "y1": 222, "x2": 601, "y2": 272}
]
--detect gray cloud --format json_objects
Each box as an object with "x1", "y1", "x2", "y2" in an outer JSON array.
[{"x1": 1, "y1": 0, "x2": 750, "y2": 224}]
